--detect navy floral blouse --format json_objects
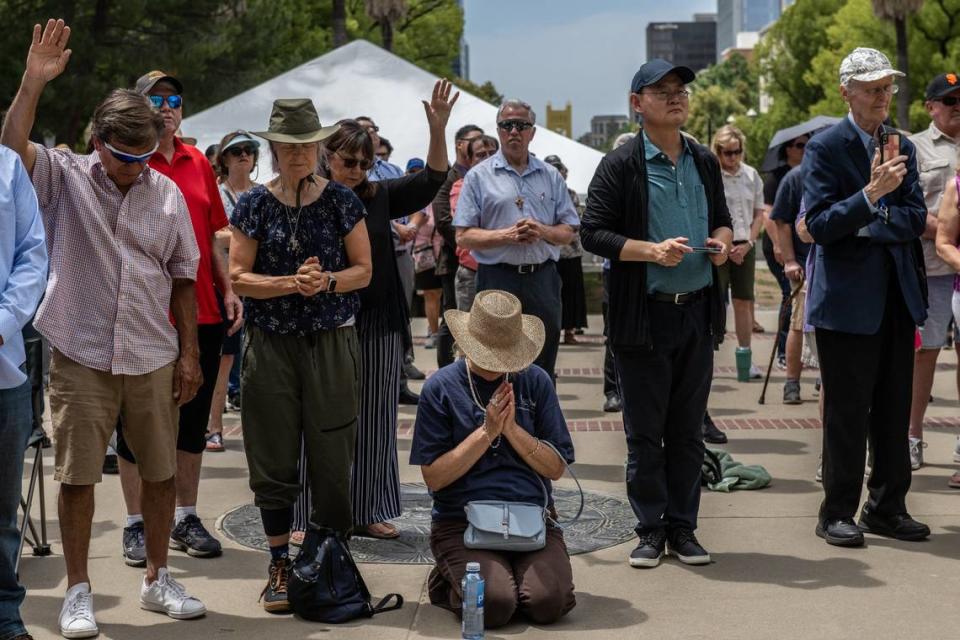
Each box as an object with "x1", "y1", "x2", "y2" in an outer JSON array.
[{"x1": 231, "y1": 182, "x2": 366, "y2": 335}]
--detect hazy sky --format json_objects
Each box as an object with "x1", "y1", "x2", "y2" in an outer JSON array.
[{"x1": 463, "y1": 0, "x2": 716, "y2": 137}]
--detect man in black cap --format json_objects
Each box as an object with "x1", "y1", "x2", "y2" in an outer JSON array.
[
  {"x1": 907, "y1": 72, "x2": 960, "y2": 473},
  {"x1": 581, "y1": 59, "x2": 732, "y2": 568}
]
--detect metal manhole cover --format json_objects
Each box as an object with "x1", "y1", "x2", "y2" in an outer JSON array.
[{"x1": 219, "y1": 483, "x2": 636, "y2": 564}]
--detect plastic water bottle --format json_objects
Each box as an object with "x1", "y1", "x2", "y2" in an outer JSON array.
[
  {"x1": 461, "y1": 561, "x2": 484, "y2": 639},
  {"x1": 735, "y1": 346, "x2": 752, "y2": 382}
]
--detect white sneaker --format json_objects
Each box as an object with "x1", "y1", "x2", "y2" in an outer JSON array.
[
  {"x1": 909, "y1": 437, "x2": 925, "y2": 471},
  {"x1": 140, "y1": 567, "x2": 206, "y2": 620},
  {"x1": 749, "y1": 364, "x2": 763, "y2": 379},
  {"x1": 59, "y1": 582, "x2": 98, "y2": 639}
]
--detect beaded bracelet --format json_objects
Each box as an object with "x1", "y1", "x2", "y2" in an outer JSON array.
[{"x1": 525, "y1": 438, "x2": 542, "y2": 458}]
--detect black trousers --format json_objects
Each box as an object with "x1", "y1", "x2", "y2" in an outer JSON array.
[
  {"x1": 476, "y1": 262, "x2": 561, "y2": 381},
  {"x1": 436, "y1": 270, "x2": 457, "y2": 369},
  {"x1": 615, "y1": 297, "x2": 712, "y2": 533},
  {"x1": 601, "y1": 270, "x2": 619, "y2": 398},
  {"x1": 815, "y1": 278, "x2": 914, "y2": 521}
]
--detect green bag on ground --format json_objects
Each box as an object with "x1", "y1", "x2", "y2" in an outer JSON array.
[{"x1": 701, "y1": 449, "x2": 771, "y2": 492}]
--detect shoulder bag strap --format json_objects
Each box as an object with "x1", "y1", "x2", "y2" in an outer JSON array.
[
  {"x1": 371, "y1": 593, "x2": 404, "y2": 615},
  {"x1": 535, "y1": 439, "x2": 584, "y2": 528}
]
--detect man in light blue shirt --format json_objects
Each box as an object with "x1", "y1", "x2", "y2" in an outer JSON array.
[
  {"x1": 0, "y1": 143, "x2": 47, "y2": 640},
  {"x1": 454, "y1": 99, "x2": 579, "y2": 380}
]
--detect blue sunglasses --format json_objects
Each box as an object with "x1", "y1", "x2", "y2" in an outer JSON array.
[
  {"x1": 103, "y1": 140, "x2": 159, "y2": 164},
  {"x1": 148, "y1": 94, "x2": 182, "y2": 109}
]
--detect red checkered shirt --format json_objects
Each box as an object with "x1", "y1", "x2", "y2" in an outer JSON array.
[{"x1": 31, "y1": 145, "x2": 200, "y2": 375}]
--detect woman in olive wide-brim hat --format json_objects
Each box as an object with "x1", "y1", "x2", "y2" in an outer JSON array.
[
  {"x1": 409, "y1": 290, "x2": 578, "y2": 629},
  {"x1": 229, "y1": 97, "x2": 373, "y2": 613}
]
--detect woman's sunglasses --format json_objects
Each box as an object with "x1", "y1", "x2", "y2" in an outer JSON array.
[
  {"x1": 103, "y1": 140, "x2": 159, "y2": 164},
  {"x1": 336, "y1": 151, "x2": 372, "y2": 171},
  {"x1": 225, "y1": 145, "x2": 256, "y2": 157},
  {"x1": 148, "y1": 94, "x2": 182, "y2": 109}
]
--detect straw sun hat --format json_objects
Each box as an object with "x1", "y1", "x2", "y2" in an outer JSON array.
[{"x1": 444, "y1": 290, "x2": 545, "y2": 373}]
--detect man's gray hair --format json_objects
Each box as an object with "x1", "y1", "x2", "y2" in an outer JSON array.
[{"x1": 496, "y1": 99, "x2": 537, "y2": 124}]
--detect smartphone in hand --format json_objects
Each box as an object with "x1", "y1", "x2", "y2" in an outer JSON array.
[
  {"x1": 690, "y1": 246, "x2": 722, "y2": 254},
  {"x1": 880, "y1": 131, "x2": 900, "y2": 164}
]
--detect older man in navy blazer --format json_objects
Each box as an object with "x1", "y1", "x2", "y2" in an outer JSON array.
[{"x1": 804, "y1": 47, "x2": 930, "y2": 547}]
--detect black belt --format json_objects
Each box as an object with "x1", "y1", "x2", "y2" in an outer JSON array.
[
  {"x1": 648, "y1": 287, "x2": 708, "y2": 305},
  {"x1": 485, "y1": 261, "x2": 551, "y2": 274}
]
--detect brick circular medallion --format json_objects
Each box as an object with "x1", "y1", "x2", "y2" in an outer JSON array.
[{"x1": 219, "y1": 483, "x2": 636, "y2": 564}]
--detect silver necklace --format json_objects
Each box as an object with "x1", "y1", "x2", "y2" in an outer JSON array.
[
  {"x1": 466, "y1": 361, "x2": 502, "y2": 448},
  {"x1": 279, "y1": 180, "x2": 305, "y2": 253}
]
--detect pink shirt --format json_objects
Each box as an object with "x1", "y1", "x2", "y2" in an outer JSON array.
[{"x1": 31, "y1": 145, "x2": 200, "y2": 375}]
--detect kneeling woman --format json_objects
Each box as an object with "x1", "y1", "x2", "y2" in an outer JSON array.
[{"x1": 410, "y1": 290, "x2": 577, "y2": 628}]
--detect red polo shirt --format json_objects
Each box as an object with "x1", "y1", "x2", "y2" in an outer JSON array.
[{"x1": 150, "y1": 138, "x2": 229, "y2": 325}]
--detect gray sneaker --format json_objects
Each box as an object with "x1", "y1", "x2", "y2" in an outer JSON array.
[
  {"x1": 909, "y1": 437, "x2": 925, "y2": 471},
  {"x1": 783, "y1": 380, "x2": 801, "y2": 405},
  {"x1": 122, "y1": 521, "x2": 146, "y2": 567},
  {"x1": 170, "y1": 514, "x2": 222, "y2": 558}
]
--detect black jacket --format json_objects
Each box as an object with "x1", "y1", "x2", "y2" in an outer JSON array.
[{"x1": 581, "y1": 132, "x2": 733, "y2": 350}]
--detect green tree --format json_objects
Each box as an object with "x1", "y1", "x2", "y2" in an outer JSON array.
[
  {"x1": 687, "y1": 84, "x2": 749, "y2": 148},
  {"x1": 872, "y1": 0, "x2": 926, "y2": 127}
]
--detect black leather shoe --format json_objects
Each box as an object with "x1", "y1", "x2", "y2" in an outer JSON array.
[
  {"x1": 399, "y1": 386, "x2": 420, "y2": 405},
  {"x1": 816, "y1": 517, "x2": 865, "y2": 547},
  {"x1": 403, "y1": 362, "x2": 426, "y2": 381},
  {"x1": 602, "y1": 393, "x2": 622, "y2": 413},
  {"x1": 858, "y1": 507, "x2": 930, "y2": 541},
  {"x1": 702, "y1": 413, "x2": 728, "y2": 444}
]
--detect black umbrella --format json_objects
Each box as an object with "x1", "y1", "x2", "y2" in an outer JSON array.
[{"x1": 760, "y1": 115, "x2": 842, "y2": 172}]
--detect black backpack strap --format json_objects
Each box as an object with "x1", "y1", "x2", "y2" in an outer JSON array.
[{"x1": 372, "y1": 593, "x2": 404, "y2": 614}]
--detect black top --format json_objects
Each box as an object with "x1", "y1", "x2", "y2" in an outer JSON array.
[
  {"x1": 763, "y1": 165, "x2": 790, "y2": 207},
  {"x1": 358, "y1": 167, "x2": 447, "y2": 331},
  {"x1": 231, "y1": 182, "x2": 366, "y2": 335},
  {"x1": 769, "y1": 165, "x2": 810, "y2": 264},
  {"x1": 580, "y1": 132, "x2": 733, "y2": 350}
]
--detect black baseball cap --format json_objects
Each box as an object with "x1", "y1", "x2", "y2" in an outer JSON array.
[
  {"x1": 926, "y1": 73, "x2": 960, "y2": 100},
  {"x1": 631, "y1": 59, "x2": 696, "y2": 94}
]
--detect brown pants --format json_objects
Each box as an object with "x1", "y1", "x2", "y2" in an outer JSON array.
[{"x1": 428, "y1": 518, "x2": 576, "y2": 628}]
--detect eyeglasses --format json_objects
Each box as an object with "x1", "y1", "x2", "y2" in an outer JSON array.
[
  {"x1": 642, "y1": 89, "x2": 690, "y2": 101},
  {"x1": 855, "y1": 84, "x2": 898, "y2": 97},
  {"x1": 103, "y1": 140, "x2": 159, "y2": 164},
  {"x1": 225, "y1": 145, "x2": 256, "y2": 157},
  {"x1": 936, "y1": 96, "x2": 960, "y2": 106},
  {"x1": 720, "y1": 148, "x2": 743, "y2": 157},
  {"x1": 148, "y1": 94, "x2": 182, "y2": 109},
  {"x1": 497, "y1": 120, "x2": 534, "y2": 133},
  {"x1": 336, "y1": 151, "x2": 372, "y2": 171},
  {"x1": 789, "y1": 141, "x2": 807, "y2": 150}
]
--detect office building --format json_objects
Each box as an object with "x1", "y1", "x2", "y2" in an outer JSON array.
[
  {"x1": 717, "y1": 0, "x2": 782, "y2": 60},
  {"x1": 646, "y1": 14, "x2": 717, "y2": 73}
]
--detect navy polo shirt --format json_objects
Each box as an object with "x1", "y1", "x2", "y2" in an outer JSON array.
[{"x1": 410, "y1": 359, "x2": 575, "y2": 521}]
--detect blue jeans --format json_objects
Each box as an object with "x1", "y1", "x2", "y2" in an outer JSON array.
[{"x1": 0, "y1": 376, "x2": 32, "y2": 640}]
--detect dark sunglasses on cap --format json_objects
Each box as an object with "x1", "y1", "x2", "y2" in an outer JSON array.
[
  {"x1": 936, "y1": 96, "x2": 960, "y2": 106},
  {"x1": 497, "y1": 120, "x2": 534, "y2": 133},
  {"x1": 148, "y1": 94, "x2": 182, "y2": 109},
  {"x1": 336, "y1": 151, "x2": 372, "y2": 171},
  {"x1": 103, "y1": 140, "x2": 159, "y2": 164},
  {"x1": 225, "y1": 145, "x2": 256, "y2": 157}
]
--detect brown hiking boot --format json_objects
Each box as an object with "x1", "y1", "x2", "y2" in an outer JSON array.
[{"x1": 260, "y1": 557, "x2": 292, "y2": 613}]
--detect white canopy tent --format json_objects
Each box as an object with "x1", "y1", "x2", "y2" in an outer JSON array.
[{"x1": 181, "y1": 40, "x2": 605, "y2": 194}]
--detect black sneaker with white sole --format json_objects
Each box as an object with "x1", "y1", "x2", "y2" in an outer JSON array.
[
  {"x1": 629, "y1": 529, "x2": 666, "y2": 568},
  {"x1": 169, "y1": 514, "x2": 222, "y2": 558},
  {"x1": 122, "y1": 521, "x2": 146, "y2": 567},
  {"x1": 666, "y1": 528, "x2": 711, "y2": 565}
]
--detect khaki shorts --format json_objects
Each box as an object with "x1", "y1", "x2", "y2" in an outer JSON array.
[
  {"x1": 790, "y1": 279, "x2": 806, "y2": 332},
  {"x1": 50, "y1": 350, "x2": 178, "y2": 485}
]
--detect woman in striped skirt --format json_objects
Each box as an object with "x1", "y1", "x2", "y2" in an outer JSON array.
[{"x1": 292, "y1": 80, "x2": 457, "y2": 539}]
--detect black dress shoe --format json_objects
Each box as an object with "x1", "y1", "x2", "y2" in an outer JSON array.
[
  {"x1": 816, "y1": 517, "x2": 865, "y2": 547},
  {"x1": 602, "y1": 393, "x2": 622, "y2": 413},
  {"x1": 858, "y1": 507, "x2": 930, "y2": 541},
  {"x1": 403, "y1": 362, "x2": 426, "y2": 381},
  {"x1": 702, "y1": 413, "x2": 728, "y2": 444},
  {"x1": 398, "y1": 386, "x2": 420, "y2": 405}
]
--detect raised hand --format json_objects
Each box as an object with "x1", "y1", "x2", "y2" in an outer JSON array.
[
  {"x1": 422, "y1": 78, "x2": 460, "y2": 131},
  {"x1": 25, "y1": 19, "x2": 72, "y2": 84}
]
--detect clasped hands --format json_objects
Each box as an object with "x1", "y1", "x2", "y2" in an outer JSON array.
[
  {"x1": 502, "y1": 218, "x2": 546, "y2": 245},
  {"x1": 481, "y1": 381, "x2": 518, "y2": 442},
  {"x1": 295, "y1": 256, "x2": 332, "y2": 296}
]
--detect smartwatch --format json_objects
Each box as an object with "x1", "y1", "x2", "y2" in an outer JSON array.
[{"x1": 326, "y1": 274, "x2": 338, "y2": 293}]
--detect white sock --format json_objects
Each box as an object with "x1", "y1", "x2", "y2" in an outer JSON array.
[
  {"x1": 126, "y1": 514, "x2": 143, "y2": 528},
  {"x1": 175, "y1": 506, "x2": 197, "y2": 525}
]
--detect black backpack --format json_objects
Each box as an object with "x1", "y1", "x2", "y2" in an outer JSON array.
[{"x1": 287, "y1": 527, "x2": 403, "y2": 623}]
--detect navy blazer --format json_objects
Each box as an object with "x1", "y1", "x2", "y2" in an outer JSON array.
[{"x1": 803, "y1": 117, "x2": 927, "y2": 335}]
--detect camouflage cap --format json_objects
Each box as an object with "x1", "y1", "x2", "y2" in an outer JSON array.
[{"x1": 839, "y1": 48, "x2": 904, "y2": 86}]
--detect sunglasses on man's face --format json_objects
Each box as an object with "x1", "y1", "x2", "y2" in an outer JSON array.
[
  {"x1": 336, "y1": 151, "x2": 372, "y2": 171},
  {"x1": 103, "y1": 140, "x2": 159, "y2": 164},
  {"x1": 225, "y1": 145, "x2": 255, "y2": 157},
  {"x1": 937, "y1": 96, "x2": 960, "y2": 107},
  {"x1": 497, "y1": 120, "x2": 534, "y2": 133},
  {"x1": 148, "y1": 94, "x2": 182, "y2": 109}
]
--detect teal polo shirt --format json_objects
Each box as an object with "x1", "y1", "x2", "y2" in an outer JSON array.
[{"x1": 643, "y1": 132, "x2": 712, "y2": 294}]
